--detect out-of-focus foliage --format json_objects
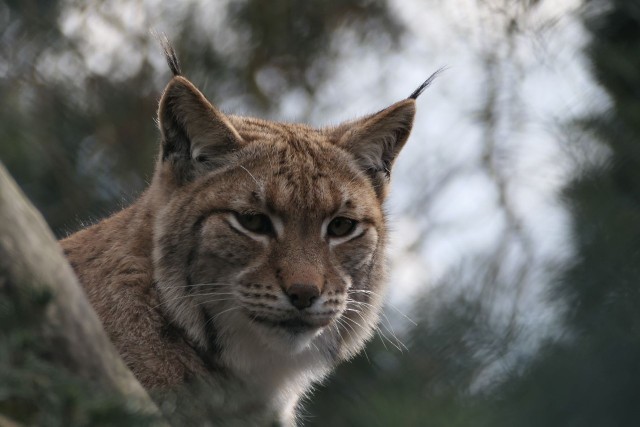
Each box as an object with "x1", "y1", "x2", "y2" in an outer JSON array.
[{"x1": 480, "y1": 1, "x2": 640, "y2": 425}]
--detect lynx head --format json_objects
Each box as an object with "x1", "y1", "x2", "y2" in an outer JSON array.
[{"x1": 150, "y1": 43, "x2": 436, "y2": 365}]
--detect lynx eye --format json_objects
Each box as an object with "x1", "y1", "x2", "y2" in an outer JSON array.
[
  {"x1": 327, "y1": 217, "x2": 357, "y2": 238},
  {"x1": 235, "y1": 212, "x2": 273, "y2": 235}
]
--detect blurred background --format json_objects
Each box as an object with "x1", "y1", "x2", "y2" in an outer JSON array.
[{"x1": 1, "y1": 0, "x2": 639, "y2": 425}]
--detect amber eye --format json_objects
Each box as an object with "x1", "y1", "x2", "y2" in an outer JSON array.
[
  {"x1": 327, "y1": 217, "x2": 357, "y2": 238},
  {"x1": 235, "y1": 213, "x2": 273, "y2": 235}
]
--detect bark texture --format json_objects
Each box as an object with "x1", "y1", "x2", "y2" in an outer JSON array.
[{"x1": 0, "y1": 162, "x2": 163, "y2": 423}]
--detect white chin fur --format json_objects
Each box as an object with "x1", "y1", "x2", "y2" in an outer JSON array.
[{"x1": 252, "y1": 321, "x2": 325, "y2": 354}]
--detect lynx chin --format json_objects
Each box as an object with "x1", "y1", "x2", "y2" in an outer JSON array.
[{"x1": 60, "y1": 40, "x2": 440, "y2": 425}]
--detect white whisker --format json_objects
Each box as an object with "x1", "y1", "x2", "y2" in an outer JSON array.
[
  {"x1": 347, "y1": 299, "x2": 407, "y2": 352},
  {"x1": 240, "y1": 165, "x2": 260, "y2": 187},
  {"x1": 152, "y1": 290, "x2": 235, "y2": 309},
  {"x1": 194, "y1": 297, "x2": 237, "y2": 307},
  {"x1": 170, "y1": 282, "x2": 229, "y2": 289},
  {"x1": 348, "y1": 289, "x2": 417, "y2": 326},
  {"x1": 211, "y1": 306, "x2": 241, "y2": 323}
]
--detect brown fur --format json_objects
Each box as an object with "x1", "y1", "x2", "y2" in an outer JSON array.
[{"x1": 61, "y1": 53, "x2": 419, "y2": 424}]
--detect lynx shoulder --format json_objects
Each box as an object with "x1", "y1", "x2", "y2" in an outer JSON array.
[{"x1": 60, "y1": 42, "x2": 437, "y2": 425}]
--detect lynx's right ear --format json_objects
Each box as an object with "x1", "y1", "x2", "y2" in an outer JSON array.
[
  {"x1": 157, "y1": 76, "x2": 243, "y2": 185},
  {"x1": 330, "y1": 99, "x2": 416, "y2": 199}
]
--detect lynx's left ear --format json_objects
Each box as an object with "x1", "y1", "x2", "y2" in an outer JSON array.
[
  {"x1": 156, "y1": 37, "x2": 243, "y2": 186},
  {"x1": 331, "y1": 99, "x2": 416, "y2": 199}
]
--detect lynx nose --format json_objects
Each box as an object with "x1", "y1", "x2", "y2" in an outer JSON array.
[{"x1": 286, "y1": 284, "x2": 320, "y2": 310}]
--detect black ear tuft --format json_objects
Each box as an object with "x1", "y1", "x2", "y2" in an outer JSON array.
[
  {"x1": 154, "y1": 31, "x2": 182, "y2": 77},
  {"x1": 408, "y1": 66, "x2": 447, "y2": 100}
]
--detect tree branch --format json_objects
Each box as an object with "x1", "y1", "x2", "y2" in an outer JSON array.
[{"x1": 0, "y1": 162, "x2": 165, "y2": 424}]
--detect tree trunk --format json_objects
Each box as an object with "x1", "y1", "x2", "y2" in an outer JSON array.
[{"x1": 0, "y1": 162, "x2": 165, "y2": 424}]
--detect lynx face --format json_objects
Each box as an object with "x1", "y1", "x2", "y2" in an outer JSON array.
[
  {"x1": 154, "y1": 121, "x2": 388, "y2": 355},
  {"x1": 149, "y1": 46, "x2": 426, "y2": 389},
  {"x1": 56, "y1": 41, "x2": 438, "y2": 424}
]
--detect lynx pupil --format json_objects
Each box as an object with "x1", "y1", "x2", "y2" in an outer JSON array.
[{"x1": 327, "y1": 217, "x2": 356, "y2": 237}]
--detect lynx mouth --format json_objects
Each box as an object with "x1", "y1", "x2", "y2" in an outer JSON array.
[{"x1": 251, "y1": 315, "x2": 329, "y2": 334}]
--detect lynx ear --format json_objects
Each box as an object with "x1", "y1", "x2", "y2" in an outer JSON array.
[
  {"x1": 157, "y1": 76, "x2": 243, "y2": 185},
  {"x1": 331, "y1": 99, "x2": 415, "y2": 198}
]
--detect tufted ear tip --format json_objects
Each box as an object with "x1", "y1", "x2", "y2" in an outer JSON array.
[
  {"x1": 408, "y1": 66, "x2": 447, "y2": 100},
  {"x1": 153, "y1": 30, "x2": 182, "y2": 77}
]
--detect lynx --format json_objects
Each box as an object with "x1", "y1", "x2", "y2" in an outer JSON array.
[{"x1": 60, "y1": 41, "x2": 438, "y2": 425}]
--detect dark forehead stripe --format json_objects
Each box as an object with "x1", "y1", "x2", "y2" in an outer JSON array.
[
  {"x1": 232, "y1": 116, "x2": 317, "y2": 143},
  {"x1": 265, "y1": 142, "x2": 346, "y2": 217},
  {"x1": 239, "y1": 123, "x2": 287, "y2": 142}
]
